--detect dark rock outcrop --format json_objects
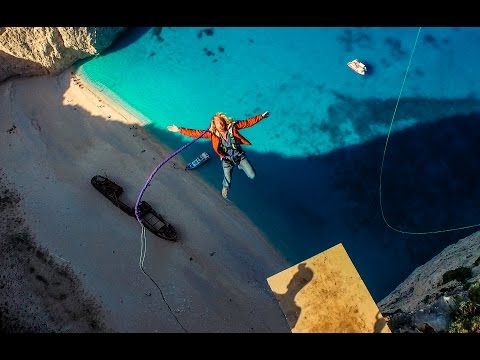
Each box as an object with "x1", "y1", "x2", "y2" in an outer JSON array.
[{"x1": 378, "y1": 231, "x2": 480, "y2": 332}]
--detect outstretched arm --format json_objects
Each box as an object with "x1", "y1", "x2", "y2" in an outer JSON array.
[
  {"x1": 235, "y1": 111, "x2": 270, "y2": 130},
  {"x1": 167, "y1": 124, "x2": 211, "y2": 139}
]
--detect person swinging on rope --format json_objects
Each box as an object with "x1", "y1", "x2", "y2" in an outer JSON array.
[{"x1": 167, "y1": 111, "x2": 270, "y2": 199}]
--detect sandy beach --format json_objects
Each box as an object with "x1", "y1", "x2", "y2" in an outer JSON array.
[{"x1": 0, "y1": 68, "x2": 291, "y2": 333}]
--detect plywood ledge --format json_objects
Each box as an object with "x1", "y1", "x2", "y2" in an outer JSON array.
[{"x1": 267, "y1": 243, "x2": 391, "y2": 333}]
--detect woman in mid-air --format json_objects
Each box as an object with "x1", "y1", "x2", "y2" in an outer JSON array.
[{"x1": 167, "y1": 111, "x2": 270, "y2": 199}]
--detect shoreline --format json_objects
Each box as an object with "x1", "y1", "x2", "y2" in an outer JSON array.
[
  {"x1": 0, "y1": 67, "x2": 291, "y2": 332},
  {"x1": 73, "y1": 67, "x2": 152, "y2": 127}
]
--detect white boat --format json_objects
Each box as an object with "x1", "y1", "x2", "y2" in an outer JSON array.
[
  {"x1": 347, "y1": 59, "x2": 367, "y2": 75},
  {"x1": 185, "y1": 151, "x2": 210, "y2": 170}
]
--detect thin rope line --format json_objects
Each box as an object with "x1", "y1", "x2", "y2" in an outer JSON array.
[
  {"x1": 138, "y1": 225, "x2": 188, "y2": 332},
  {"x1": 134, "y1": 127, "x2": 209, "y2": 332},
  {"x1": 379, "y1": 27, "x2": 480, "y2": 235},
  {"x1": 134, "y1": 129, "x2": 209, "y2": 224}
]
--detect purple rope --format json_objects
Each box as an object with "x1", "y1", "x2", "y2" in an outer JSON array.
[{"x1": 134, "y1": 128, "x2": 209, "y2": 224}]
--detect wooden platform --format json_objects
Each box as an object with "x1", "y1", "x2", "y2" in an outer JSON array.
[{"x1": 267, "y1": 243, "x2": 391, "y2": 333}]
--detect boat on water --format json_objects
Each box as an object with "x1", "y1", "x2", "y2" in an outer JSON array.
[
  {"x1": 347, "y1": 59, "x2": 367, "y2": 75},
  {"x1": 185, "y1": 151, "x2": 210, "y2": 170}
]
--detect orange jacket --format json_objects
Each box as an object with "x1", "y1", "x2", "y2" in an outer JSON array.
[{"x1": 178, "y1": 113, "x2": 266, "y2": 159}]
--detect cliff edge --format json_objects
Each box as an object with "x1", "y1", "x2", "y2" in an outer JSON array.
[
  {"x1": 0, "y1": 27, "x2": 126, "y2": 83},
  {"x1": 378, "y1": 231, "x2": 480, "y2": 333}
]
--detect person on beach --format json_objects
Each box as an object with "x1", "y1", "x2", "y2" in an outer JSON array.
[{"x1": 167, "y1": 111, "x2": 270, "y2": 199}]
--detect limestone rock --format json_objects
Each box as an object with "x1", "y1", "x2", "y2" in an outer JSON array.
[
  {"x1": 0, "y1": 27, "x2": 126, "y2": 83},
  {"x1": 378, "y1": 231, "x2": 480, "y2": 332}
]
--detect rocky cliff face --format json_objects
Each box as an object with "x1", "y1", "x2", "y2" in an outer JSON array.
[
  {"x1": 378, "y1": 231, "x2": 480, "y2": 333},
  {"x1": 0, "y1": 27, "x2": 126, "y2": 83}
]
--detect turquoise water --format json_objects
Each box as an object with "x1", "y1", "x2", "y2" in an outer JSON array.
[{"x1": 78, "y1": 27, "x2": 480, "y2": 301}]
